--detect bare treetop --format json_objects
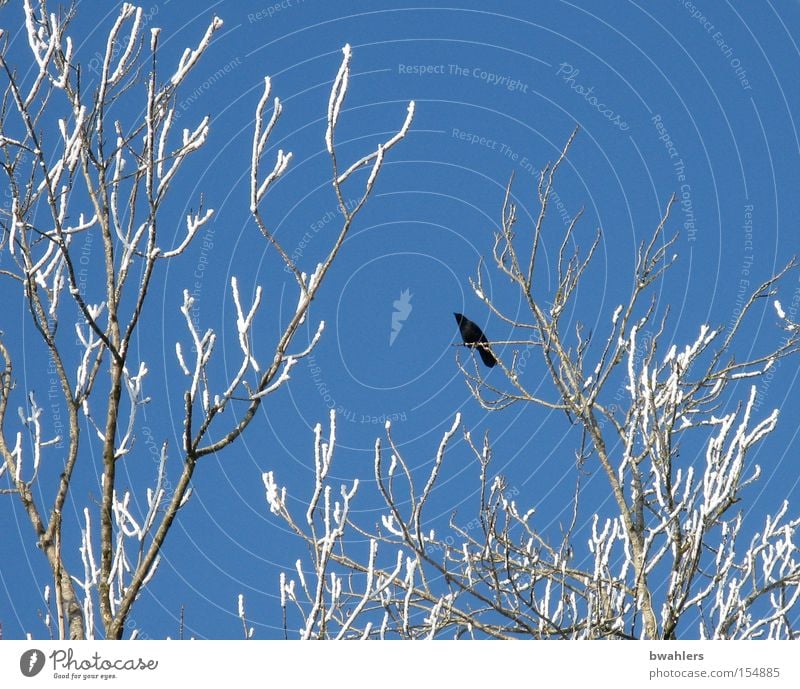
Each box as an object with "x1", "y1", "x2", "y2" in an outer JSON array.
[{"x1": 0, "y1": 2, "x2": 413, "y2": 639}]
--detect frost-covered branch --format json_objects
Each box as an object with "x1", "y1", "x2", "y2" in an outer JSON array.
[
  {"x1": 263, "y1": 131, "x2": 800, "y2": 640},
  {"x1": 1, "y1": 4, "x2": 412, "y2": 641}
]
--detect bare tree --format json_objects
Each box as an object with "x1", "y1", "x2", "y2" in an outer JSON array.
[
  {"x1": 0, "y1": 2, "x2": 413, "y2": 639},
  {"x1": 264, "y1": 130, "x2": 800, "y2": 639}
]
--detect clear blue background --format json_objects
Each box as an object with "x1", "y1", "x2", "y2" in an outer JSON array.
[{"x1": 1, "y1": 0, "x2": 799, "y2": 638}]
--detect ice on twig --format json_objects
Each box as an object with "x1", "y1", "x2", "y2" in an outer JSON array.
[
  {"x1": 326, "y1": 44, "x2": 352, "y2": 154},
  {"x1": 170, "y1": 17, "x2": 224, "y2": 87}
]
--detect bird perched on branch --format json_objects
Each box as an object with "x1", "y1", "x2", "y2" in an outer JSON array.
[{"x1": 453, "y1": 313, "x2": 496, "y2": 368}]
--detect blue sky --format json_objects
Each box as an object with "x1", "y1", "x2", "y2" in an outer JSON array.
[{"x1": 1, "y1": 0, "x2": 799, "y2": 639}]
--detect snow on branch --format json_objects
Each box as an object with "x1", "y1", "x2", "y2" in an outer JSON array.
[
  {"x1": 21, "y1": 0, "x2": 73, "y2": 104},
  {"x1": 0, "y1": 6, "x2": 412, "y2": 641},
  {"x1": 170, "y1": 16, "x2": 224, "y2": 87},
  {"x1": 334, "y1": 100, "x2": 415, "y2": 186},
  {"x1": 256, "y1": 129, "x2": 800, "y2": 639},
  {"x1": 250, "y1": 77, "x2": 292, "y2": 211},
  {"x1": 176, "y1": 289, "x2": 216, "y2": 411},
  {"x1": 325, "y1": 44, "x2": 351, "y2": 155},
  {"x1": 157, "y1": 208, "x2": 214, "y2": 259},
  {"x1": 156, "y1": 116, "x2": 210, "y2": 200}
]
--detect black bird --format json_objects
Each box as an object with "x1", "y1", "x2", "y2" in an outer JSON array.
[{"x1": 453, "y1": 313, "x2": 496, "y2": 368}]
